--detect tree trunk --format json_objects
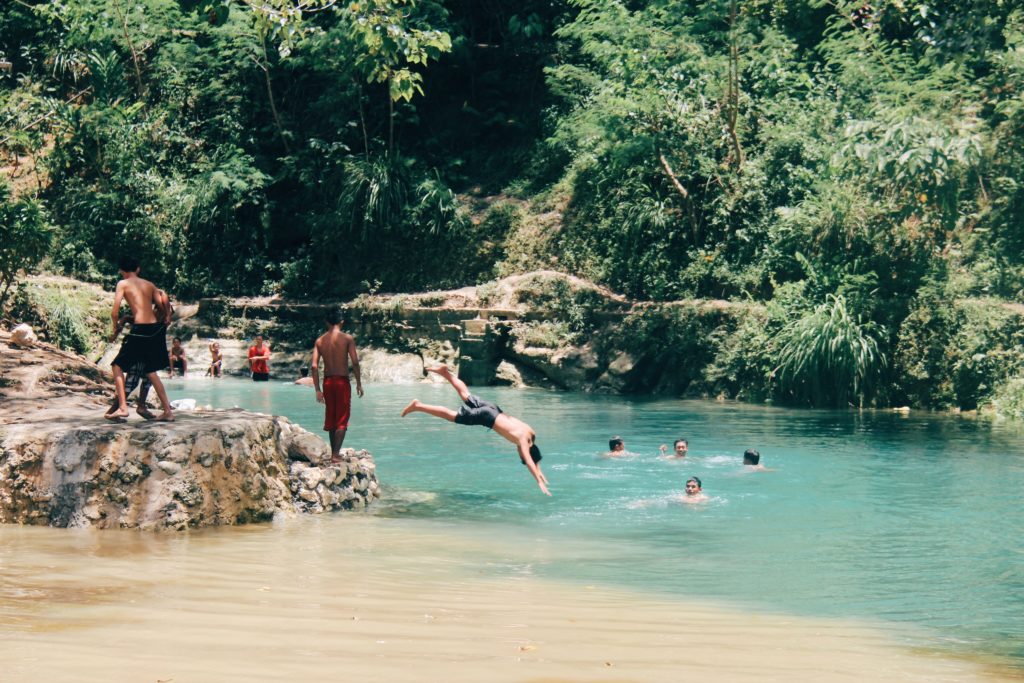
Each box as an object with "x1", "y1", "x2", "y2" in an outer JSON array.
[
  {"x1": 726, "y1": 0, "x2": 744, "y2": 171},
  {"x1": 111, "y1": 0, "x2": 145, "y2": 99}
]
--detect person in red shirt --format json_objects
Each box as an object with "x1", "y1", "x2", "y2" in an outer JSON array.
[{"x1": 248, "y1": 335, "x2": 271, "y2": 381}]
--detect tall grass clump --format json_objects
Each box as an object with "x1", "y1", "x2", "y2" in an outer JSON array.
[
  {"x1": 45, "y1": 297, "x2": 91, "y2": 355},
  {"x1": 775, "y1": 294, "x2": 885, "y2": 407}
]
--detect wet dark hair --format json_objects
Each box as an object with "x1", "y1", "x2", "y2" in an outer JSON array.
[
  {"x1": 743, "y1": 449, "x2": 760, "y2": 465},
  {"x1": 521, "y1": 443, "x2": 542, "y2": 466},
  {"x1": 674, "y1": 439, "x2": 688, "y2": 448},
  {"x1": 173, "y1": 337, "x2": 181, "y2": 343},
  {"x1": 118, "y1": 255, "x2": 140, "y2": 273},
  {"x1": 609, "y1": 437, "x2": 624, "y2": 450},
  {"x1": 300, "y1": 367, "x2": 309, "y2": 377},
  {"x1": 325, "y1": 306, "x2": 344, "y2": 326},
  {"x1": 686, "y1": 476, "x2": 702, "y2": 489}
]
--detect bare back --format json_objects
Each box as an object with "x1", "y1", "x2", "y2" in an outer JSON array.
[
  {"x1": 117, "y1": 276, "x2": 160, "y2": 324},
  {"x1": 493, "y1": 413, "x2": 536, "y2": 447},
  {"x1": 315, "y1": 329, "x2": 356, "y2": 377}
]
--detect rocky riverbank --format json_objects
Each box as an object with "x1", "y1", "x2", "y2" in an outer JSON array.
[
  {"x1": 169, "y1": 271, "x2": 764, "y2": 395},
  {"x1": 0, "y1": 329, "x2": 379, "y2": 530}
]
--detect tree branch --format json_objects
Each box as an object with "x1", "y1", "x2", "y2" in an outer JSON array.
[
  {"x1": 659, "y1": 153, "x2": 689, "y2": 200},
  {"x1": 111, "y1": 0, "x2": 145, "y2": 99}
]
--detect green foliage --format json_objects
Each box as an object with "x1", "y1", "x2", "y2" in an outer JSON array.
[
  {"x1": 3, "y1": 0, "x2": 1024, "y2": 411},
  {"x1": 992, "y1": 377, "x2": 1024, "y2": 419},
  {"x1": 45, "y1": 297, "x2": 91, "y2": 355},
  {"x1": 343, "y1": 0, "x2": 452, "y2": 103},
  {"x1": 516, "y1": 320, "x2": 571, "y2": 349},
  {"x1": 5, "y1": 280, "x2": 106, "y2": 355},
  {"x1": 617, "y1": 302, "x2": 746, "y2": 395},
  {"x1": 894, "y1": 291, "x2": 1024, "y2": 410},
  {"x1": 775, "y1": 294, "x2": 886, "y2": 407},
  {"x1": 0, "y1": 184, "x2": 52, "y2": 310}
]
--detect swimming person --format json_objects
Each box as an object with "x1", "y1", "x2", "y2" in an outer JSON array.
[
  {"x1": 311, "y1": 307, "x2": 363, "y2": 462},
  {"x1": 659, "y1": 439, "x2": 688, "y2": 458},
  {"x1": 743, "y1": 448, "x2": 770, "y2": 471},
  {"x1": 106, "y1": 257, "x2": 174, "y2": 422},
  {"x1": 401, "y1": 365, "x2": 550, "y2": 496},
  {"x1": 682, "y1": 476, "x2": 708, "y2": 503},
  {"x1": 294, "y1": 367, "x2": 314, "y2": 386}
]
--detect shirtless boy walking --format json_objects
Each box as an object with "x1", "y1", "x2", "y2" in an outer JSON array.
[
  {"x1": 106, "y1": 257, "x2": 174, "y2": 421},
  {"x1": 401, "y1": 366, "x2": 550, "y2": 496},
  {"x1": 311, "y1": 307, "x2": 363, "y2": 462}
]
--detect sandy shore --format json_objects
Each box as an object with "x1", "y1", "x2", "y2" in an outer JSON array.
[{"x1": 1, "y1": 515, "x2": 1019, "y2": 683}]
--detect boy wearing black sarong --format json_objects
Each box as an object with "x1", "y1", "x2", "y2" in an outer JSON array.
[{"x1": 106, "y1": 257, "x2": 174, "y2": 421}]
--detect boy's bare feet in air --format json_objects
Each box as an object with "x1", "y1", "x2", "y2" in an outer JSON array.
[
  {"x1": 401, "y1": 400, "x2": 420, "y2": 417},
  {"x1": 424, "y1": 365, "x2": 451, "y2": 377}
]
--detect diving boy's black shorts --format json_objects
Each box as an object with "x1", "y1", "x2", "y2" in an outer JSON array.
[{"x1": 454, "y1": 394, "x2": 503, "y2": 429}]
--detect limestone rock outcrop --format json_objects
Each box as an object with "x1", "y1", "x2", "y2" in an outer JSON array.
[
  {"x1": 0, "y1": 411, "x2": 379, "y2": 530},
  {"x1": 0, "y1": 328, "x2": 379, "y2": 530}
]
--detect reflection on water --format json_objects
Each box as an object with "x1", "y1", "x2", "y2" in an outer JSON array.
[{"x1": 3, "y1": 378, "x2": 1024, "y2": 679}]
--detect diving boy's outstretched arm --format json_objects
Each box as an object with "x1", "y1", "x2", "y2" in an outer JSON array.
[{"x1": 517, "y1": 439, "x2": 550, "y2": 496}]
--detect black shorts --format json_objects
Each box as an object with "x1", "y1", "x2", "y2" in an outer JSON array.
[
  {"x1": 112, "y1": 323, "x2": 169, "y2": 375},
  {"x1": 454, "y1": 394, "x2": 502, "y2": 429},
  {"x1": 172, "y1": 358, "x2": 185, "y2": 372},
  {"x1": 252, "y1": 372, "x2": 270, "y2": 382}
]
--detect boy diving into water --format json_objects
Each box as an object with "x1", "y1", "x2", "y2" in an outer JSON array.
[{"x1": 401, "y1": 366, "x2": 550, "y2": 496}]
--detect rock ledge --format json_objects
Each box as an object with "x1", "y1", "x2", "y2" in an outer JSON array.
[
  {"x1": 0, "y1": 411, "x2": 379, "y2": 530},
  {"x1": 0, "y1": 328, "x2": 379, "y2": 530}
]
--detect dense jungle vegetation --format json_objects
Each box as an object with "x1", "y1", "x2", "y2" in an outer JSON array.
[{"x1": 2, "y1": 0, "x2": 1024, "y2": 412}]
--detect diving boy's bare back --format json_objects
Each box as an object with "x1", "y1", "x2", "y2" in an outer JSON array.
[{"x1": 401, "y1": 366, "x2": 550, "y2": 496}]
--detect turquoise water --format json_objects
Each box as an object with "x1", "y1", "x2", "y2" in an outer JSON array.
[{"x1": 170, "y1": 378, "x2": 1024, "y2": 666}]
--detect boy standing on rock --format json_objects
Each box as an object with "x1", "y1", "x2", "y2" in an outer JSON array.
[
  {"x1": 106, "y1": 257, "x2": 174, "y2": 422},
  {"x1": 311, "y1": 307, "x2": 363, "y2": 463}
]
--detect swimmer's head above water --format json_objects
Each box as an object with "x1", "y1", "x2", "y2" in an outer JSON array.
[
  {"x1": 743, "y1": 449, "x2": 760, "y2": 466},
  {"x1": 685, "y1": 477, "x2": 702, "y2": 495},
  {"x1": 609, "y1": 437, "x2": 625, "y2": 452}
]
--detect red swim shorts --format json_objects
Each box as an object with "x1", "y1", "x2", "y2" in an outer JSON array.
[{"x1": 322, "y1": 375, "x2": 351, "y2": 432}]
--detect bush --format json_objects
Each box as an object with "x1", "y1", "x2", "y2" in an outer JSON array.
[
  {"x1": 895, "y1": 295, "x2": 1024, "y2": 409},
  {"x1": 0, "y1": 185, "x2": 52, "y2": 310},
  {"x1": 775, "y1": 294, "x2": 886, "y2": 407},
  {"x1": 992, "y1": 377, "x2": 1024, "y2": 419},
  {"x1": 5, "y1": 282, "x2": 100, "y2": 356},
  {"x1": 46, "y1": 298, "x2": 91, "y2": 355}
]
